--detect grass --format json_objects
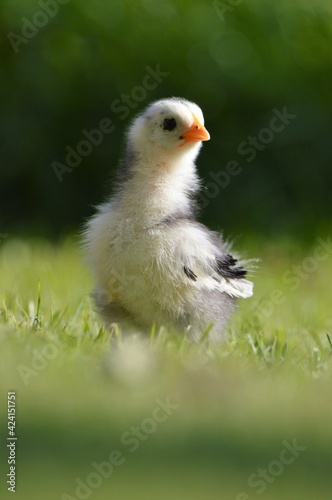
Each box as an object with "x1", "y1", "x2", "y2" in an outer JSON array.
[{"x1": 1, "y1": 235, "x2": 332, "y2": 500}]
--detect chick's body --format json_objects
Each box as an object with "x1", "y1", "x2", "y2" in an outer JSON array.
[{"x1": 84, "y1": 98, "x2": 253, "y2": 343}]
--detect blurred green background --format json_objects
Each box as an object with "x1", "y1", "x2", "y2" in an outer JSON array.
[{"x1": 1, "y1": 0, "x2": 332, "y2": 240}]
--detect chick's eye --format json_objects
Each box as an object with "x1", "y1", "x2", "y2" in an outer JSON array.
[{"x1": 163, "y1": 117, "x2": 177, "y2": 131}]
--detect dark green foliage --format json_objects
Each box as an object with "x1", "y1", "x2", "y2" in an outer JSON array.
[{"x1": 1, "y1": 0, "x2": 331, "y2": 240}]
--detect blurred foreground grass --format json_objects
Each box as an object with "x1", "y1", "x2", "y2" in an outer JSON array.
[{"x1": 0, "y1": 236, "x2": 332, "y2": 500}]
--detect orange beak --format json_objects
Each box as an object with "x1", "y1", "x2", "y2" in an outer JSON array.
[{"x1": 180, "y1": 116, "x2": 210, "y2": 147}]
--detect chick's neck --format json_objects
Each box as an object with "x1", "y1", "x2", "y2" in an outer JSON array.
[{"x1": 115, "y1": 159, "x2": 199, "y2": 227}]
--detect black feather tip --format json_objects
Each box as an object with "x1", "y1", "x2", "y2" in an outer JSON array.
[
  {"x1": 215, "y1": 254, "x2": 247, "y2": 279},
  {"x1": 183, "y1": 266, "x2": 197, "y2": 281}
]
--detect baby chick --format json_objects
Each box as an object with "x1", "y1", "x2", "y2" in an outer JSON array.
[{"x1": 83, "y1": 98, "x2": 253, "y2": 343}]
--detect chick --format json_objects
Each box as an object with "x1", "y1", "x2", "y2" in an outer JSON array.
[{"x1": 83, "y1": 97, "x2": 253, "y2": 343}]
